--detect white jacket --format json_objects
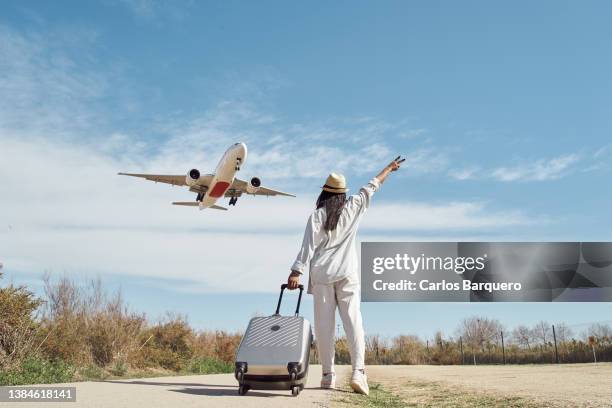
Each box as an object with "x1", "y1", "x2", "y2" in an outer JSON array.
[{"x1": 291, "y1": 178, "x2": 380, "y2": 293}]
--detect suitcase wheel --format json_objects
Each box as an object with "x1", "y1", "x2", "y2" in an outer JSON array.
[
  {"x1": 238, "y1": 385, "x2": 250, "y2": 396},
  {"x1": 291, "y1": 385, "x2": 300, "y2": 396}
]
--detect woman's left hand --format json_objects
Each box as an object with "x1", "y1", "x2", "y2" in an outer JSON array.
[{"x1": 287, "y1": 271, "x2": 301, "y2": 289}]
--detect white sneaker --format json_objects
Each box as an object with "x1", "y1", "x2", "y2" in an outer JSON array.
[
  {"x1": 350, "y1": 370, "x2": 369, "y2": 395},
  {"x1": 321, "y1": 372, "x2": 336, "y2": 389}
]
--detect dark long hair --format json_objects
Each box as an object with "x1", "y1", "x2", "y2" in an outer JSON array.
[{"x1": 316, "y1": 190, "x2": 347, "y2": 231}]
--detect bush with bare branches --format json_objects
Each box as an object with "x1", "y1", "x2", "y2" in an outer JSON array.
[
  {"x1": 0, "y1": 271, "x2": 43, "y2": 370},
  {"x1": 39, "y1": 275, "x2": 145, "y2": 369}
]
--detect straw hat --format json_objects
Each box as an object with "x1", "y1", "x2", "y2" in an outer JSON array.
[{"x1": 322, "y1": 173, "x2": 348, "y2": 193}]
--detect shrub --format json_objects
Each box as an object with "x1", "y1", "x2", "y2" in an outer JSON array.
[
  {"x1": 40, "y1": 276, "x2": 145, "y2": 368},
  {"x1": 187, "y1": 357, "x2": 232, "y2": 374},
  {"x1": 192, "y1": 330, "x2": 241, "y2": 363},
  {"x1": 78, "y1": 364, "x2": 108, "y2": 381},
  {"x1": 0, "y1": 356, "x2": 74, "y2": 386},
  {"x1": 110, "y1": 360, "x2": 128, "y2": 377},
  {"x1": 133, "y1": 315, "x2": 194, "y2": 371},
  {"x1": 0, "y1": 273, "x2": 43, "y2": 370}
]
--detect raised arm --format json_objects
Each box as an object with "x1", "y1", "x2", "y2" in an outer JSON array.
[
  {"x1": 350, "y1": 156, "x2": 405, "y2": 214},
  {"x1": 375, "y1": 156, "x2": 405, "y2": 184}
]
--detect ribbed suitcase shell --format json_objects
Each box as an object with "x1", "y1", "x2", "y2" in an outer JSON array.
[{"x1": 235, "y1": 285, "x2": 312, "y2": 394}]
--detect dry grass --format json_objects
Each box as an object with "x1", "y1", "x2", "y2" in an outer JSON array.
[
  {"x1": 382, "y1": 378, "x2": 541, "y2": 408},
  {"x1": 333, "y1": 379, "x2": 542, "y2": 408}
]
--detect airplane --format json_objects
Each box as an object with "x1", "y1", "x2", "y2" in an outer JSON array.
[{"x1": 118, "y1": 142, "x2": 295, "y2": 211}]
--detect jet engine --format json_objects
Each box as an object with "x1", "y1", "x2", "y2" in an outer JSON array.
[
  {"x1": 186, "y1": 169, "x2": 200, "y2": 186},
  {"x1": 246, "y1": 177, "x2": 261, "y2": 194}
]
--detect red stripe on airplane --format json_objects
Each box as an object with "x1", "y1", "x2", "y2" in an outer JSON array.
[{"x1": 209, "y1": 181, "x2": 230, "y2": 198}]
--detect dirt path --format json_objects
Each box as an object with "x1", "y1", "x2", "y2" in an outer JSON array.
[
  {"x1": 4, "y1": 365, "x2": 350, "y2": 408},
  {"x1": 6, "y1": 364, "x2": 610, "y2": 407},
  {"x1": 364, "y1": 364, "x2": 612, "y2": 407}
]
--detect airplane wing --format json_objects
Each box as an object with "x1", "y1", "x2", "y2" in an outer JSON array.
[
  {"x1": 118, "y1": 172, "x2": 214, "y2": 187},
  {"x1": 231, "y1": 178, "x2": 296, "y2": 197},
  {"x1": 118, "y1": 173, "x2": 187, "y2": 186}
]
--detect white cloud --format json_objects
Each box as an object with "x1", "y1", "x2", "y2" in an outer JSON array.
[
  {"x1": 584, "y1": 145, "x2": 612, "y2": 172},
  {"x1": 593, "y1": 145, "x2": 610, "y2": 159},
  {"x1": 0, "y1": 25, "x2": 107, "y2": 137},
  {"x1": 448, "y1": 166, "x2": 479, "y2": 181},
  {"x1": 400, "y1": 128, "x2": 427, "y2": 139},
  {"x1": 0, "y1": 23, "x2": 540, "y2": 293},
  {"x1": 363, "y1": 202, "x2": 531, "y2": 231},
  {"x1": 118, "y1": 0, "x2": 156, "y2": 19},
  {"x1": 491, "y1": 154, "x2": 581, "y2": 182},
  {"x1": 115, "y1": 0, "x2": 191, "y2": 22},
  {"x1": 143, "y1": 100, "x2": 450, "y2": 181},
  {"x1": 0, "y1": 136, "x2": 535, "y2": 292}
]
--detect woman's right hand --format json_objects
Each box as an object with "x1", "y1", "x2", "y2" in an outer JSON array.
[
  {"x1": 387, "y1": 156, "x2": 405, "y2": 172},
  {"x1": 376, "y1": 156, "x2": 405, "y2": 184}
]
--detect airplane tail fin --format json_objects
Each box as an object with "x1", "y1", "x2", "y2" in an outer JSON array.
[{"x1": 172, "y1": 202, "x2": 228, "y2": 211}]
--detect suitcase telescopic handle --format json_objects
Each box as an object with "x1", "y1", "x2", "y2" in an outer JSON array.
[{"x1": 275, "y1": 284, "x2": 304, "y2": 316}]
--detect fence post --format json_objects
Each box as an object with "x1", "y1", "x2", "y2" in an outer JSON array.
[
  {"x1": 552, "y1": 324, "x2": 559, "y2": 364},
  {"x1": 501, "y1": 330, "x2": 506, "y2": 365},
  {"x1": 460, "y1": 336, "x2": 464, "y2": 365}
]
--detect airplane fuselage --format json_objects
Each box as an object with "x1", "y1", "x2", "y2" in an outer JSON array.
[{"x1": 200, "y1": 142, "x2": 247, "y2": 209}]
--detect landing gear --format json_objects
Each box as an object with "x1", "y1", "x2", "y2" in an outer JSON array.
[
  {"x1": 235, "y1": 157, "x2": 243, "y2": 171},
  {"x1": 238, "y1": 385, "x2": 249, "y2": 396},
  {"x1": 196, "y1": 193, "x2": 203, "y2": 202},
  {"x1": 229, "y1": 196, "x2": 238, "y2": 206},
  {"x1": 291, "y1": 385, "x2": 300, "y2": 396}
]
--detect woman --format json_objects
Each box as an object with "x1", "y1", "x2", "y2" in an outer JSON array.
[{"x1": 287, "y1": 156, "x2": 404, "y2": 395}]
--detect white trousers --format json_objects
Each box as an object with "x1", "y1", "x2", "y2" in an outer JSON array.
[{"x1": 312, "y1": 275, "x2": 365, "y2": 374}]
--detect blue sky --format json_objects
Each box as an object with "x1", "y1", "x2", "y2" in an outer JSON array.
[{"x1": 1, "y1": 1, "x2": 611, "y2": 339}]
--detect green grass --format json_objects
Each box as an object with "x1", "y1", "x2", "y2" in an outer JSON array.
[
  {"x1": 78, "y1": 364, "x2": 109, "y2": 381},
  {"x1": 0, "y1": 357, "x2": 75, "y2": 386},
  {"x1": 186, "y1": 357, "x2": 233, "y2": 375},
  {"x1": 335, "y1": 383, "x2": 406, "y2": 408},
  {"x1": 0, "y1": 356, "x2": 234, "y2": 386},
  {"x1": 110, "y1": 360, "x2": 128, "y2": 377},
  {"x1": 334, "y1": 379, "x2": 543, "y2": 408}
]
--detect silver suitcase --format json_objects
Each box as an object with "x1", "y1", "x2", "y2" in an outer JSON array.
[{"x1": 235, "y1": 284, "x2": 312, "y2": 396}]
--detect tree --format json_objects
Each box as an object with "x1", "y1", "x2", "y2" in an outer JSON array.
[
  {"x1": 588, "y1": 323, "x2": 611, "y2": 344},
  {"x1": 459, "y1": 316, "x2": 502, "y2": 352},
  {"x1": 512, "y1": 325, "x2": 533, "y2": 349},
  {"x1": 533, "y1": 321, "x2": 552, "y2": 346},
  {"x1": 434, "y1": 330, "x2": 444, "y2": 350},
  {"x1": 554, "y1": 323, "x2": 573, "y2": 343},
  {"x1": 365, "y1": 335, "x2": 383, "y2": 364}
]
